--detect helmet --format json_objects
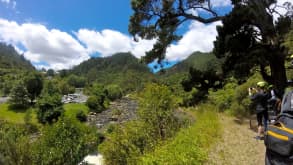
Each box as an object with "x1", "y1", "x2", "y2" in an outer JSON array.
[{"x1": 257, "y1": 81, "x2": 266, "y2": 88}]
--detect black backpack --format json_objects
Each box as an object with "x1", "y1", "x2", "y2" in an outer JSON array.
[{"x1": 265, "y1": 90, "x2": 293, "y2": 164}]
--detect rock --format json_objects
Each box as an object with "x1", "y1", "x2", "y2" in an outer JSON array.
[{"x1": 87, "y1": 97, "x2": 138, "y2": 131}]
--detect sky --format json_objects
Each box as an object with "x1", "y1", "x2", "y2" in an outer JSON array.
[{"x1": 0, "y1": 0, "x2": 289, "y2": 70}]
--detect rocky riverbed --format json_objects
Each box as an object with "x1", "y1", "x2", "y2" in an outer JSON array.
[{"x1": 87, "y1": 97, "x2": 138, "y2": 130}]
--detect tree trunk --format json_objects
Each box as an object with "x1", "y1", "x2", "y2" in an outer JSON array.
[{"x1": 269, "y1": 53, "x2": 287, "y2": 96}]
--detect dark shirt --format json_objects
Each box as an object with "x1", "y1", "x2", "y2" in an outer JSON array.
[{"x1": 250, "y1": 91, "x2": 270, "y2": 113}]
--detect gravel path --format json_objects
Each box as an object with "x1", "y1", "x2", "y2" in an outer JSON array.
[{"x1": 206, "y1": 115, "x2": 266, "y2": 165}]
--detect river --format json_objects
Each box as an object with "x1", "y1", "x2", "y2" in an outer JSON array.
[{"x1": 79, "y1": 153, "x2": 104, "y2": 165}]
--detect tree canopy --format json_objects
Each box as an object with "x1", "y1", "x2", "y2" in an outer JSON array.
[
  {"x1": 129, "y1": 0, "x2": 225, "y2": 63},
  {"x1": 214, "y1": 0, "x2": 292, "y2": 93},
  {"x1": 129, "y1": 0, "x2": 293, "y2": 92}
]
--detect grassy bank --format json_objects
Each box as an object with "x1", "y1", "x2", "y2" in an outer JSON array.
[
  {"x1": 0, "y1": 103, "x2": 38, "y2": 123},
  {"x1": 63, "y1": 103, "x2": 89, "y2": 119},
  {"x1": 0, "y1": 103, "x2": 89, "y2": 124},
  {"x1": 139, "y1": 104, "x2": 221, "y2": 165}
]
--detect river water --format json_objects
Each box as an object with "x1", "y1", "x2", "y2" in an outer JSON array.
[{"x1": 79, "y1": 153, "x2": 103, "y2": 165}]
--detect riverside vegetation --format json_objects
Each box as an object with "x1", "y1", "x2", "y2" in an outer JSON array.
[{"x1": 0, "y1": 0, "x2": 293, "y2": 164}]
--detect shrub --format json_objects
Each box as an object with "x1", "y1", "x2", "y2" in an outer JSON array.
[
  {"x1": 139, "y1": 106, "x2": 221, "y2": 164},
  {"x1": 138, "y1": 83, "x2": 179, "y2": 139},
  {"x1": 76, "y1": 110, "x2": 87, "y2": 122},
  {"x1": 37, "y1": 93, "x2": 63, "y2": 124},
  {"x1": 105, "y1": 84, "x2": 123, "y2": 101},
  {"x1": 86, "y1": 95, "x2": 106, "y2": 113},
  {"x1": 99, "y1": 83, "x2": 184, "y2": 165},
  {"x1": 32, "y1": 118, "x2": 99, "y2": 165}
]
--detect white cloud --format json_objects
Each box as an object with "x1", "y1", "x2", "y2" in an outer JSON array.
[
  {"x1": 0, "y1": 16, "x2": 221, "y2": 69},
  {"x1": 166, "y1": 21, "x2": 221, "y2": 61},
  {"x1": 0, "y1": 18, "x2": 155, "y2": 69},
  {"x1": 0, "y1": 0, "x2": 16, "y2": 9},
  {"x1": 0, "y1": 0, "x2": 10, "y2": 4},
  {"x1": 76, "y1": 29, "x2": 155, "y2": 58},
  {"x1": 0, "y1": 19, "x2": 89, "y2": 70}
]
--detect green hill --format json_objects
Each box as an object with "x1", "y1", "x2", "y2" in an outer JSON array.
[
  {"x1": 70, "y1": 52, "x2": 154, "y2": 92},
  {"x1": 71, "y1": 52, "x2": 150, "y2": 75},
  {"x1": 163, "y1": 52, "x2": 221, "y2": 74},
  {"x1": 0, "y1": 43, "x2": 34, "y2": 70},
  {"x1": 0, "y1": 43, "x2": 35, "y2": 96}
]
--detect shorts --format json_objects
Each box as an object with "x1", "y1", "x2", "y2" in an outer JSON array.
[{"x1": 257, "y1": 110, "x2": 268, "y2": 127}]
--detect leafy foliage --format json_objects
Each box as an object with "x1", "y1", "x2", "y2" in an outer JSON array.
[
  {"x1": 129, "y1": 0, "x2": 224, "y2": 63},
  {"x1": 32, "y1": 118, "x2": 99, "y2": 165},
  {"x1": 76, "y1": 110, "x2": 87, "y2": 122},
  {"x1": 99, "y1": 83, "x2": 185, "y2": 164},
  {"x1": 138, "y1": 83, "x2": 179, "y2": 139},
  {"x1": 67, "y1": 74, "x2": 86, "y2": 88},
  {"x1": 37, "y1": 81, "x2": 63, "y2": 124},
  {"x1": 9, "y1": 80, "x2": 30, "y2": 109},
  {"x1": 214, "y1": 0, "x2": 292, "y2": 93},
  {"x1": 86, "y1": 95, "x2": 106, "y2": 113},
  {"x1": 24, "y1": 72, "x2": 44, "y2": 104},
  {"x1": 85, "y1": 83, "x2": 109, "y2": 113},
  {"x1": 0, "y1": 121, "x2": 34, "y2": 165},
  {"x1": 139, "y1": 107, "x2": 220, "y2": 164},
  {"x1": 105, "y1": 84, "x2": 123, "y2": 101}
]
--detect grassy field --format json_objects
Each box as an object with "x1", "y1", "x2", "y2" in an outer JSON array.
[
  {"x1": 0, "y1": 103, "x2": 89, "y2": 124},
  {"x1": 63, "y1": 103, "x2": 89, "y2": 119},
  {"x1": 0, "y1": 103, "x2": 38, "y2": 124}
]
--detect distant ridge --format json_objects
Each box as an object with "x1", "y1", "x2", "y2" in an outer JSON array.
[
  {"x1": 0, "y1": 43, "x2": 35, "y2": 70},
  {"x1": 71, "y1": 52, "x2": 151, "y2": 75},
  {"x1": 165, "y1": 52, "x2": 219, "y2": 73}
]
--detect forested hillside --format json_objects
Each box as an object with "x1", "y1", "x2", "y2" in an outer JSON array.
[
  {"x1": 0, "y1": 43, "x2": 34, "y2": 70},
  {"x1": 70, "y1": 52, "x2": 154, "y2": 93},
  {"x1": 163, "y1": 52, "x2": 222, "y2": 74},
  {"x1": 0, "y1": 43, "x2": 35, "y2": 96}
]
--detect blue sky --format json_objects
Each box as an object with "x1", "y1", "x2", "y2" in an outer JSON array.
[
  {"x1": 0, "y1": 1, "x2": 132, "y2": 33},
  {"x1": 0, "y1": 0, "x2": 237, "y2": 70}
]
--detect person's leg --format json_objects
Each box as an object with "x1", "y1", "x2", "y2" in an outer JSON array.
[
  {"x1": 257, "y1": 112, "x2": 263, "y2": 137},
  {"x1": 263, "y1": 110, "x2": 269, "y2": 132}
]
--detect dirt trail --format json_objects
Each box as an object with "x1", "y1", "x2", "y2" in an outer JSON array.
[{"x1": 206, "y1": 115, "x2": 266, "y2": 165}]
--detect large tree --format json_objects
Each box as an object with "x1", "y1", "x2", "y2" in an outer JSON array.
[
  {"x1": 214, "y1": 0, "x2": 292, "y2": 94},
  {"x1": 129, "y1": 0, "x2": 225, "y2": 63},
  {"x1": 129, "y1": 0, "x2": 292, "y2": 93},
  {"x1": 24, "y1": 72, "x2": 43, "y2": 104},
  {"x1": 9, "y1": 81, "x2": 30, "y2": 109}
]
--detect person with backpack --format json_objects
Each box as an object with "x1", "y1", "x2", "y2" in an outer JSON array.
[
  {"x1": 267, "y1": 85, "x2": 282, "y2": 116},
  {"x1": 265, "y1": 90, "x2": 293, "y2": 164},
  {"x1": 248, "y1": 81, "x2": 270, "y2": 140}
]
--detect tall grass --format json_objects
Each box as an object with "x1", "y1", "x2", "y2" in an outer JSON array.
[
  {"x1": 0, "y1": 103, "x2": 38, "y2": 124},
  {"x1": 139, "y1": 104, "x2": 221, "y2": 165}
]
